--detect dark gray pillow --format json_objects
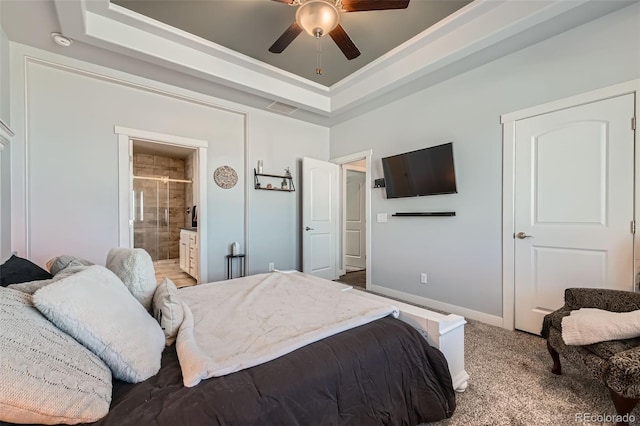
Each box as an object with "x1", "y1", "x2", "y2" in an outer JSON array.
[{"x1": 0, "y1": 255, "x2": 53, "y2": 286}]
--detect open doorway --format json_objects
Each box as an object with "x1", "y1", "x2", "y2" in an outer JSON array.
[
  {"x1": 340, "y1": 161, "x2": 366, "y2": 288},
  {"x1": 331, "y1": 150, "x2": 372, "y2": 290},
  {"x1": 132, "y1": 140, "x2": 198, "y2": 287},
  {"x1": 116, "y1": 126, "x2": 209, "y2": 287}
]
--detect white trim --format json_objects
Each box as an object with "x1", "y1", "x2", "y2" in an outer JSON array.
[
  {"x1": 116, "y1": 134, "x2": 131, "y2": 248},
  {"x1": 115, "y1": 126, "x2": 208, "y2": 148},
  {"x1": 243, "y1": 115, "x2": 249, "y2": 275},
  {"x1": 196, "y1": 146, "x2": 208, "y2": 283},
  {"x1": 53, "y1": 0, "x2": 618, "y2": 120},
  {"x1": 331, "y1": 150, "x2": 373, "y2": 290},
  {"x1": 500, "y1": 79, "x2": 640, "y2": 330},
  {"x1": 0, "y1": 119, "x2": 14, "y2": 146},
  {"x1": 115, "y1": 126, "x2": 209, "y2": 283},
  {"x1": 370, "y1": 284, "x2": 504, "y2": 328},
  {"x1": 27, "y1": 56, "x2": 247, "y2": 117}
]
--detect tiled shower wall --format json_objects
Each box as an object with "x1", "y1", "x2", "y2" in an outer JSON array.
[{"x1": 133, "y1": 153, "x2": 187, "y2": 261}]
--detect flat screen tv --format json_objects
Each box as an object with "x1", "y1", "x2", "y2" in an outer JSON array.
[{"x1": 381, "y1": 142, "x2": 457, "y2": 198}]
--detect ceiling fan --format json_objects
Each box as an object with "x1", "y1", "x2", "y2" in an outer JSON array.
[{"x1": 268, "y1": 0, "x2": 410, "y2": 63}]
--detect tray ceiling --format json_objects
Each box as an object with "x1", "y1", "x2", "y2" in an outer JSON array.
[
  {"x1": 111, "y1": 0, "x2": 473, "y2": 86},
  {"x1": 2, "y1": 0, "x2": 634, "y2": 125}
]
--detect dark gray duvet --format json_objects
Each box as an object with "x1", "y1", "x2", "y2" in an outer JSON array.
[{"x1": 5, "y1": 317, "x2": 456, "y2": 426}]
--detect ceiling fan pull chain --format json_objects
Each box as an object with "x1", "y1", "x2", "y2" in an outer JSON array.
[{"x1": 316, "y1": 34, "x2": 323, "y2": 75}]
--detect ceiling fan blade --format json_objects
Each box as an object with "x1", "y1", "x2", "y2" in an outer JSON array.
[
  {"x1": 341, "y1": 0, "x2": 409, "y2": 12},
  {"x1": 269, "y1": 22, "x2": 303, "y2": 54},
  {"x1": 270, "y1": 0, "x2": 295, "y2": 4},
  {"x1": 329, "y1": 24, "x2": 361, "y2": 60}
]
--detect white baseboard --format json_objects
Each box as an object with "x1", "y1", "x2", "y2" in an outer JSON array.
[{"x1": 369, "y1": 284, "x2": 504, "y2": 328}]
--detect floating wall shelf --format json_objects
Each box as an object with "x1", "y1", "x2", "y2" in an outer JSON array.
[
  {"x1": 392, "y1": 212, "x2": 456, "y2": 217},
  {"x1": 254, "y1": 168, "x2": 295, "y2": 192}
]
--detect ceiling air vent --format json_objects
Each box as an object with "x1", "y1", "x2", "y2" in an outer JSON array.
[{"x1": 267, "y1": 101, "x2": 298, "y2": 115}]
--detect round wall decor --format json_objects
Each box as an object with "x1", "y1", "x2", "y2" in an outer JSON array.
[{"x1": 213, "y1": 166, "x2": 238, "y2": 189}]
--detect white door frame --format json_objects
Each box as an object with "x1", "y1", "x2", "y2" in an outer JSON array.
[
  {"x1": 115, "y1": 125, "x2": 209, "y2": 282},
  {"x1": 330, "y1": 150, "x2": 372, "y2": 290},
  {"x1": 500, "y1": 79, "x2": 639, "y2": 330}
]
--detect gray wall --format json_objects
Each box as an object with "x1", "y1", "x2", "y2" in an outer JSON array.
[
  {"x1": 330, "y1": 4, "x2": 640, "y2": 319},
  {"x1": 247, "y1": 112, "x2": 328, "y2": 273},
  {"x1": 9, "y1": 43, "x2": 328, "y2": 280}
]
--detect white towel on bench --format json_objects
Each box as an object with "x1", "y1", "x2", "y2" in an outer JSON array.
[{"x1": 562, "y1": 308, "x2": 640, "y2": 346}]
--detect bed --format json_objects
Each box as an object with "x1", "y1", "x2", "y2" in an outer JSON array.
[{"x1": 0, "y1": 252, "x2": 468, "y2": 426}]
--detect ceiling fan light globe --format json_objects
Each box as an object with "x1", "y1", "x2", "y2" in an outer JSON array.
[{"x1": 296, "y1": 0, "x2": 340, "y2": 37}]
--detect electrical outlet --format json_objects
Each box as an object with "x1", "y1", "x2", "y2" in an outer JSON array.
[
  {"x1": 420, "y1": 273, "x2": 428, "y2": 284},
  {"x1": 269, "y1": 262, "x2": 275, "y2": 272}
]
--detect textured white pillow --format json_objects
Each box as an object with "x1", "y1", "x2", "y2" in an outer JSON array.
[
  {"x1": 0, "y1": 287, "x2": 112, "y2": 424},
  {"x1": 33, "y1": 265, "x2": 165, "y2": 383},
  {"x1": 153, "y1": 277, "x2": 185, "y2": 346},
  {"x1": 106, "y1": 247, "x2": 157, "y2": 311}
]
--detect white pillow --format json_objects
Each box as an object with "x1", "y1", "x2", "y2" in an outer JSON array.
[
  {"x1": 0, "y1": 287, "x2": 112, "y2": 424},
  {"x1": 33, "y1": 265, "x2": 165, "y2": 383},
  {"x1": 106, "y1": 247, "x2": 157, "y2": 311},
  {"x1": 153, "y1": 277, "x2": 185, "y2": 346}
]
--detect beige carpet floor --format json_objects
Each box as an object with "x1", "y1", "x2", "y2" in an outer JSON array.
[{"x1": 427, "y1": 319, "x2": 639, "y2": 426}]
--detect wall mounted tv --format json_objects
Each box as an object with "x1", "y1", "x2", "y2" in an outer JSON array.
[{"x1": 381, "y1": 142, "x2": 457, "y2": 198}]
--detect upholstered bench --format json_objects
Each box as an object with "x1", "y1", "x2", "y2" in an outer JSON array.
[{"x1": 541, "y1": 288, "x2": 640, "y2": 425}]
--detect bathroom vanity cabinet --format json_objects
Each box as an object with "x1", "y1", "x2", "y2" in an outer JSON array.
[{"x1": 179, "y1": 228, "x2": 198, "y2": 280}]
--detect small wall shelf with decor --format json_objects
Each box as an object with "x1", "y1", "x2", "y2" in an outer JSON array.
[{"x1": 254, "y1": 168, "x2": 295, "y2": 192}]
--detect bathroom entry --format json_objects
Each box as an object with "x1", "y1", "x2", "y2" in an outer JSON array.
[
  {"x1": 339, "y1": 159, "x2": 367, "y2": 288},
  {"x1": 131, "y1": 140, "x2": 199, "y2": 287}
]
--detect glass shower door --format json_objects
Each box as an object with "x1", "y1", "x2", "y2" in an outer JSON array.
[{"x1": 133, "y1": 178, "x2": 170, "y2": 261}]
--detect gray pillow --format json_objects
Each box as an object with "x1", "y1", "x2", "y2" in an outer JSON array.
[
  {"x1": 0, "y1": 287, "x2": 112, "y2": 424},
  {"x1": 153, "y1": 277, "x2": 185, "y2": 346},
  {"x1": 33, "y1": 265, "x2": 165, "y2": 383},
  {"x1": 46, "y1": 255, "x2": 94, "y2": 275},
  {"x1": 106, "y1": 248, "x2": 157, "y2": 311}
]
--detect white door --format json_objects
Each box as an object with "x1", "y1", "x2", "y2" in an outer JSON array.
[
  {"x1": 302, "y1": 157, "x2": 339, "y2": 280},
  {"x1": 345, "y1": 169, "x2": 366, "y2": 271},
  {"x1": 514, "y1": 94, "x2": 635, "y2": 334}
]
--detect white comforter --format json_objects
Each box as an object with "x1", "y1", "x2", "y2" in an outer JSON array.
[{"x1": 176, "y1": 271, "x2": 399, "y2": 387}]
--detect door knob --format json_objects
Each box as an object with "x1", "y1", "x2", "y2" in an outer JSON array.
[
  {"x1": 515, "y1": 232, "x2": 533, "y2": 239},
  {"x1": 305, "y1": 226, "x2": 314, "y2": 231}
]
